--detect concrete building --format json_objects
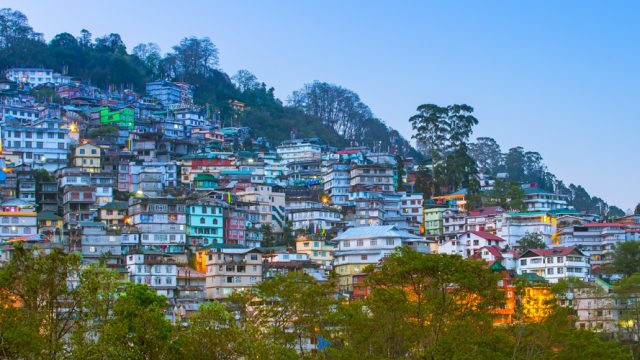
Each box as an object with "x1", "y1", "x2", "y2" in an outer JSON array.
[
  {"x1": 295, "y1": 235, "x2": 335, "y2": 270},
  {"x1": 1, "y1": 118, "x2": 70, "y2": 171},
  {"x1": 71, "y1": 143, "x2": 102, "y2": 173},
  {"x1": 276, "y1": 138, "x2": 322, "y2": 164},
  {"x1": 5, "y1": 68, "x2": 53, "y2": 86},
  {"x1": 523, "y1": 187, "x2": 569, "y2": 212},
  {"x1": 438, "y1": 231, "x2": 506, "y2": 258},
  {"x1": 517, "y1": 246, "x2": 590, "y2": 283},
  {"x1": 0, "y1": 199, "x2": 37, "y2": 241},
  {"x1": 186, "y1": 200, "x2": 224, "y2": 247},
  {"x1": 322, "y1": 161, "x2": 351, "y2": 205},
  {"x1": 126, "y1": 252, "x2": 178, "y2": 298},
  {"x1": 333, "y1": 225, "x2": 431, "y2": 293},
  {"x1": 204, "y1": 247, "x2": 262, "y2": 299},
  {"x1": 128, "y1": 197, "x2": 186, "y2": 254}
]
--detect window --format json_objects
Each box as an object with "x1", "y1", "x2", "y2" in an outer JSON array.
[
  {"x1": 357, "y1": 240, "x2": 364, "y2": 247},
  {"x1": 520, "y1": 259, "x2": 527, "y2": 266},
  {"x1": 361, "y1": 255, "x2": 368, "y2": 260},
  {"x1": 546, "y1": 257, "x2": 553, "y2": 264},
  {"x1": 226, "y1": 276, "x2": 234, "y2": 283},
  {"x1": 344, "y1": 241, "x2": 351, "y2": 247},
  {"x1": 386, "y1": 239, "x2": 394, "y2": 246},
  {"x1": 79, "y1": 149, "x2": 85, "y2": 154},
  {"x1": 557, "y1": 267, "x2": 564, "y2": 274},
  {"x1": 200, "y1": 217, "x2": 206, "y2": 225},
  {"x1": 547, "y1": 268, "x2": 554, "y2": 275},
  {"x1": 371, "y1": 239, "x2": 377, "y2": 246},
  {"x1": 250, "y1": 254, "x2": 258, "y2": 261},
  {"x1": 165, "y1": 277, "x2": 172, "y2": 285},
  {"x1": 557, "y1": 256, "x2": 563, "y2": 263}
]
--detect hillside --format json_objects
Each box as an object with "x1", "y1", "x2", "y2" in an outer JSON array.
[{"x1": 0, "y1": 8, "x2": 419, "y2": 156}]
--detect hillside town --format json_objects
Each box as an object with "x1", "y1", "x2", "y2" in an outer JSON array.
[{"x1": 1, "y1": 67, "x2": 640, "y2": 346}]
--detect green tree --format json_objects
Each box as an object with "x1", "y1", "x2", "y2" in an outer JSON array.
[
  {"x1": 94, "y1": 283, "x2": 172, "y2": 359},
  {"x1": 635, "y1": 203, "x2": 640, "y2": 215},
  {"x1": 0, "y1": 243, "x2": 118, "y2": 359},
  {"x1": 395, "y1": 154, "x2": 405, "y2": 191},
  {"x1": 506, "y1": 183, "x2": 526, "y2": 211},
  {"x1": 610, "y1": 240, "x2": 640, "y2": 277},
  {"x1": 468, "y1": 137, "x2": 503, "y2": 175},
  {"x1": 517, "y1": 232, "x2": 547, "y2": 252}
]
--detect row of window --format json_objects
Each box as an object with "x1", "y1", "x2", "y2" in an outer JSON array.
[{"x1": 342, "y1": 239, "x2": 395, "y2": 247}]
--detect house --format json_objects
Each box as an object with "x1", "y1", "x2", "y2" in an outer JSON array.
[
  {"x1": 204, "y1": 247, "x2": 262, "y2": 299},
  {"x1": 0, "y1": 118, "x2": 70, "y2": 171},
  {"x1": 5, "y1": 68, "x2": 53, "y2": 86},
  {"x1": 523, "y1": 186, "x2": 568, "y2": 212},
  {"x1": 98, "y1": 201, "x2": 128, "y2": 227},
  {"x1": 126, "y1": 252, "x2": 177, "y2": 299},
  {"x1": 295, "y1": 235, "x2": 336, "y2": 270},
  {"x1": 95, "y1": 107, "x2": 135, "y2": 130},
  {"x1": 559, "y1": 222, "x2": 627, "y2": 268},
  {"x1": 333, "y1": 225, "x2": 432, "y2": 293},
  {"x1": 423, "y1": 205, "x2": 448, "y2": 241},
  {"x1": 438, "y1": 231, "x2": 506, "y2": 258},
  {"x1": 71, "y1": 143, "x2": 102, "y2": 173},
  {"x1": 516, "y1": 246, "x2": 590, "y2": 283},
  {"x1": 349, "y1": 163, "x2": 394, "y2": 192},
  {"x1": 499, "y1": 211, "x2": 555, "y2": 247},
  {"x1": 128, "y1": 196, "x2": 187, "y2": 254},
  {"x1": 186, "y1": 200, "x2": 224, "y2": 247},
  {"x1": 473, "y1": 245, "x2": 518, "y2": 271},
  {"x1": 175, "y1": 267, "x2": 206, "y2": 317},
  {"x1": 276, "y1": 138, "x2": 322, "y2": 164},
  {"x1": 0, "y1": 199, "x2": 37, "y2": 242}
]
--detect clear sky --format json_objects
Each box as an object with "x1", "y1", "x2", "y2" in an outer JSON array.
[{"x1": 5, "y1": 0, "x2": 639, "y2": 210}]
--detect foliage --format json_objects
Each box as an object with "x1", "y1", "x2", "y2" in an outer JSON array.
[
  {"x1": 636, "y1": 203, "x2": 640, "y2": 215},
  {"x1": 609, "y1": 240, "x2": 640, "y2": 277},
  {"x1": 409, "y1": 104, "x2": 479, "y2": 195},
  {"x1": 518, "y1": 232, "x2": 547, "y2": 252}
]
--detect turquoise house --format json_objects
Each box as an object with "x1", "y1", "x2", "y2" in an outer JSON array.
[{"x1": 186, "y1": 203, "x2": 224, "y2": 247}]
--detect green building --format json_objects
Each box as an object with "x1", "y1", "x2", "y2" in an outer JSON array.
[
  {"x1": 423, "y1": 205, "x2": 449, "y2": 241},
  {"x1": 97, "y1": 107, "x2": 135, "y2": 130}
]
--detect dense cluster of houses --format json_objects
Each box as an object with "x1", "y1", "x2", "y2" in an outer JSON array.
[{"x1": 1, "y1": 67, "x2": 639, "y2": 335}]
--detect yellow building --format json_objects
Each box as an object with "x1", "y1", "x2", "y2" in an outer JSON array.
[
  {"x1": 295, "y1": 235, "x2": 335, "y2": 269},
  {"x1": 72, "y1": 143, "x2": 102, "y2": 173},
  {"x1": 98, "y1": 201, "x2": 128, "y2": 226}
]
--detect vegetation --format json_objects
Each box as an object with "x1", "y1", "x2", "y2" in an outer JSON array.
[
  {"x1": 0, "y1": 244, "x2": 631, "y2": 359},
  {"x1": 517, "y1": 232, "x2": 547, "y2": 252}
]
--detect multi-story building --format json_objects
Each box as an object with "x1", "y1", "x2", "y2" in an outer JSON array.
[
  {"x1": 204, "y1": 247, "x2": 262, "y2": 299},
  {"x1": 146, "y1": 81, "x2": 193, "y2": 106},
  {"x1": 423, "y1": 205, "x2": 448, "y2": 241},
  {"x1": 400, "y1": 192, "x2": 423, "y2": 227},
  {"x1": 128, "y1": 197, "x2": 186, "y2": 254},
  {"x1": 523, "y1": 187, "x2": 569, "y2": 212},
  {"x1": 129, "y1": 161, "x2": 178, "y2": 196},
  {"x1": 80, "y1": 221, "x2": 126, "y2": 265},
  {"x1": 97, "y1": 201, "x2": 128, "y2": 227},
  {"x1": 287, "y1": 205, "x2": 342, "y2": 233},
  {"x1": 96, "y1": 107, "x2": 135, "y2": 130},
  {"x1": 0, "y1": 199, "x2": 37, "y2": 241},
  {"x1": 516, "y1": 246, "x2": 590, "y2": 283},
  {"x1": 558, "y1": 222, "x2": 627, "y2": 267},
  {"x1": 71, "y1": 143, "x2": 102, "y2": 173},
  {"x1": 276, "y1": 138, "x2": 322, "y2": 164},
  {"x1": 236, "y1": 184, "x2": 286, "y2": 232},
  {"x1": 500, "y1": 211, "x2": 555, "y2": 247},
  {"x1": 437, "y1": 231, "x2": 506, "y2": 258},
  {"x1": 38, "y1": 181, "x2": 59, "y2": 213},
  {"x1": 333, "y1": 225, "x2": 431, "y2": 293},
  {"x1": 295, "y1": 235, "x2": 335, "y2": 269},
  {"x1": 464, "y1": 206, "x2": 504, "y2": 233},
  {"x1": 1, "y1": 118, "x2": 70, "y2": 171},
  {"x1": 5, "y1": 68, "x2": 53, "y2": 86},
  {"x1": 186, "y1": 200, "x2": 224, "y2": 247},
  {"x1": 349, "y1": 163, "x2": 394, "y2": 192},
  {"x1": 126, "y1": 252, "x2": 178, "y2": 298},
  {"x1": 16, "y1": 170, "x2": 36, "y2": 203},
  {"x1": 322, "y1": 161, "x2": 350, "y2": 205}
]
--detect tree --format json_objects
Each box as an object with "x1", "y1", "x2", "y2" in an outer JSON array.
[
  {"x1": 232, "y1": 69, "x2": 259, "y2": 92},
  {"x1": 171, "y1": 36, "x2": 219, "y2": 77},
  {"x1": 413, "y1": 163, "x2": 433, "y2": 200},
  {"x1": 94, "y1": 283, "x2": 172, "y2": 359},
  {"x1": 132, "y1": 42, "x2": 162, "y2": 77},
  {"x1": 468, "y1": 137, "x2": 503, "y2": 175},
  {"x1": 517, "y1": 232, "x2": 547, "y2": 252},
  {"x1": 504, "y1": 147, "x2": 526, "y2": 183},
  {"x1": 333, "y1": 248, "x2": 503, "y2": 358},
  {"x1": 0, "y1": 243, "x2": 118, "y2": 359},
  {"x1": 506, "y1": 183, "x2": 526, "y2": 211},
  {"x1": 95, "y1": 33, "x2": 127, "y2": 54},
  {"x1": 609, "y1": 240, "x2": 640, "y2": 277},
  {"x1": 635, "y1": 203, "x2": 640, "y2": 215},
  {"x1": 252, "y1": 272, "x2": 337, "y2": 356},
  {"x1": 0, "y1": 8, "x2": 40, "y2": 48},
  {"x1": 242, "y1": 137, "x2": 253, "y2": 151},
  {"x1": 88, "y1": 125, "x2": 119, "y2": 145}
]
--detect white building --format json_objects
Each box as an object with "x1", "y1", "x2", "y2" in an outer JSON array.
[
  {"x1": 1, "y1": 118, "x2": 70, "y2": 171},
  {"x1": 0, "y1": 199, "x2": 37, "y2": 242},
  {"x1": 499, "y1": 212, "x2": 555, "y2": 247},
  {"x1": 126, "y1": 252, "x2": 177, "y2": 298},
  {"x1": 559, "y1": 222, "x2": 628, "y2": 267},
  {"x1": 129, "y1": 161, "x2": 178, "y2": 196},
  {"x1": 333, "y1": 225, "x2": 432, "y2": 292},
  {"x1": 322, "y1": 161, "x2": 351, "y2": 205},
  {"x1": 474, "y1": 245, "x2": 518, "y2": 270},
  {"x1": 438, "y1": 231, "x2": 506, "y2": 259},
  {"x1": 204, "y1": 247, "x2": 262, "y2": 299},
  {"x1": 5, "y1": 68, "x2": 53, "y2": 86},
  {"x1": 276, "y1": 138, "x2": 322, "y2": 164},
  {"x1": 400, "y1": 192, "x2": 424, "y2": 227},
  {"x1": 516, "y1": 246, "x2": 590, "y2": 283},
  {"x1": 523, "y1": 187, "x2": 569, "y2": 212}
]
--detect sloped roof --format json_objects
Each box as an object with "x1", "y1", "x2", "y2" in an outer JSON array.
[
  {"x1": 468, "y1": 231, "x2": 505, "y2": 242},
  {"x1": 333, "y1": 225, "x2": 421, "y2": 241},
  {"x1": 582, "y1": 222, "x2": 626, "y2": 228},
  {"x1": 101, "y1": 201, "x2": 128, "y2": 210},
  {"x1": 519, "y1": 246, "x2": 584, "y2": 258},
  {"x1": 468, "y1": 206, "x2": 504, "y2": 217}
]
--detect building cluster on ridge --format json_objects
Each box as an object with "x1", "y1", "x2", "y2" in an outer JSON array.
[{"x1": 1, "y1": 67, "x2": 639, "y2": 334}]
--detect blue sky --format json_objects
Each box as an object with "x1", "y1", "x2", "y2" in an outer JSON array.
[{"x1": 6, "y1": 0, "x2": 639, "y2": 210}]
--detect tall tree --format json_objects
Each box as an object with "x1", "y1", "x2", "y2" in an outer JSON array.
[
  {"x1": 171, "y1": 36, "x2": 219, "y2": 77},
  {"x1": 468, "y1": 137, "x2": 503, "y2": 175}
]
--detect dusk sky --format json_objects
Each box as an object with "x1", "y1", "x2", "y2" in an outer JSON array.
[{"x1": 6, "y1": 0, "x2": 639, "y2": 210}]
